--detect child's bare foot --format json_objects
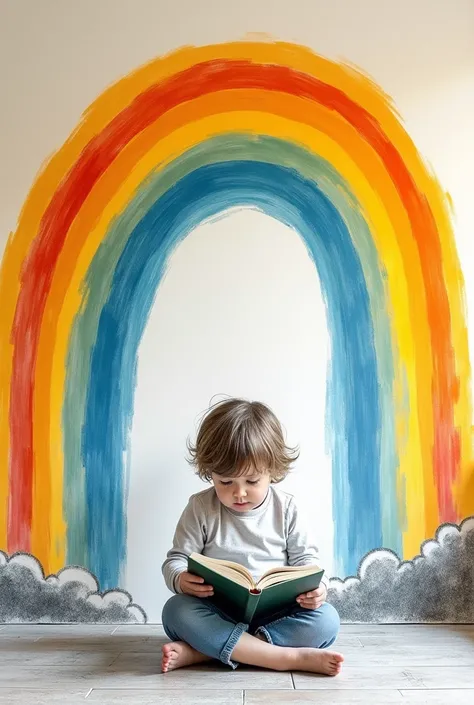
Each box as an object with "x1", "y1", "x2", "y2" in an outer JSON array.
[
  {"x1": 161, "y1": 641, "x2": 211, "y2": 673},
  {"x1": 294, "y1": 648, "x2": 344, "y2": 676}
]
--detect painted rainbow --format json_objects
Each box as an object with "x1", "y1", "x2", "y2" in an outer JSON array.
[{"x1": 0, "y1": 42, "x2": 472, "y2": 589}]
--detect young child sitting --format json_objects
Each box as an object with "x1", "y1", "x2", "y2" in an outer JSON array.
[{"x1": 161, "y1": 398, "x2": 344, "y2": 675}]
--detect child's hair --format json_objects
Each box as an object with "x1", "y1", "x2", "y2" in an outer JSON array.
[{"x1": 187, "y1": 398, "x2": 299, "y2": 483}]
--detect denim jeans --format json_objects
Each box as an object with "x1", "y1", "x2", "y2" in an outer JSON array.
[{"x1": 162, "y1": 594, "x2": 340, "y2": 669}]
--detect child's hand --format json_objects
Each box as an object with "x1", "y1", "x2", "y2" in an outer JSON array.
[
  {"x1": 178, "y1": 571, "x2": 214, "y2": 598},
  {"x1": 296, "y1": 584, "x2": 327, "y2": 610}
]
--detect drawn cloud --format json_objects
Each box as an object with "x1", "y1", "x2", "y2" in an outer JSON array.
[
  {"x1": 328, "y1": 516, "x2": 474, "y2": 623},
  {"x1": 0, "y1": 551, "x2": 147, "y2": 623}
]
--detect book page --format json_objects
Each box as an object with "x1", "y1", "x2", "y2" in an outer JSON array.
[
  {"x1": 257, "y1": 565, "x2": 321, "y2": 590},
  {"x1": 189, "y1": 553, "x2": 255, "y2": 588}
]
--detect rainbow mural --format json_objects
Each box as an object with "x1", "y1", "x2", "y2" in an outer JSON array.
[{"x1": 0, "y1": 42, "x2": 472, "y2": 589}]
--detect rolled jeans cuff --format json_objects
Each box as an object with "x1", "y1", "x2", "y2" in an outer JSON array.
[{"x1": 219, "y1": 622, "x2": 249, "y2": 669}]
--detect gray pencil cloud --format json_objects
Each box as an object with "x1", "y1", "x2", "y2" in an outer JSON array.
[
  {"x1": 327, "y1": 516, "x2": 474, "y2": 622},
  {"x1": 0, "y1": 552, "x2": 147, "y2": 623}
]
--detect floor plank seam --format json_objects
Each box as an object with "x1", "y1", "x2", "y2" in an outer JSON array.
[{"x1": 106, "y1": 652, "x2": 122, "y2": 667}]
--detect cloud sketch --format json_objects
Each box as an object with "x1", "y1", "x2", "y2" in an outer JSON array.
[
  {"x1": 328, "y1": 516, "x2": 474, "y2": 623},
  {"x1": 0, "y1": 552, "x2": 147, "y2": 623}
]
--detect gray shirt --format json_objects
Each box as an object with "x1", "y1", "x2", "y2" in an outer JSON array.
[{"x1": 162, "y1": 485, "x2": 328, "y2": 593}]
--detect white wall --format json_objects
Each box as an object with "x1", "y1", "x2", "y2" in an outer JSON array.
[{"x1": 1, "y1": 0, "x2": 473, "y2": 622}]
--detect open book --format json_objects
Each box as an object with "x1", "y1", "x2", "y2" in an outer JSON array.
[{"x1": 188, "y1": 552, "x2": 324, "y2": 624}]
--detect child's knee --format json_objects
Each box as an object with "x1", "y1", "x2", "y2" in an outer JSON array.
[
  {"x1": 317, "y1": 602, "x2": 340, "y2": 646},
  {"x1": 162, "y1": 594, "x2": 196, "y2": 635}
]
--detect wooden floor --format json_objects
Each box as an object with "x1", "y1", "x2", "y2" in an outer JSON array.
[{"x1": 1, "y1": 623, "x2": 474, "y2": 703}]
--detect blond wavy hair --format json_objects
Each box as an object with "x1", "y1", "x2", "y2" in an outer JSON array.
[{"x1": 187, "y1": 398, "x2": 299, "y2": 483}]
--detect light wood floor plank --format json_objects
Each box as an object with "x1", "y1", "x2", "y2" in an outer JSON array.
[
  {"x1": 340, "y1": 642, "x2": 474, "y2": 666},
  {"x1": 0, "y1": 690, "x2": 89, "y2": 703},
  {"x1": 0, "y1": 662, "x2": 292, "y2": 690},
  {"x1": 293, "y1": 667, "x2": 424, "y2": 690},
  {"x1": 407, "y1": 666, "x2": 474, "y2": 689},
  {"x1": 87, "y1": 690, "x2": 243, "y2": 703},
  {"x1": 244, "y1": 690, "x2": 404, "y2": 703},
  {"x1": 399, "y1": 691, "x2": 474, "y2": 704},
  {"x1": 246, "y1": 691, "x2": 474, "y2": 705}
]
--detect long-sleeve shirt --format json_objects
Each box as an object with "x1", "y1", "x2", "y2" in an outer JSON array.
[{"x1": 162, "y1": 485, "x2": 328, "y2": 593}]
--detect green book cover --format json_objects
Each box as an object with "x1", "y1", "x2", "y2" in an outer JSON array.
[{"x1": 187, "y1": 554, "x2": 324, "y2": 624}]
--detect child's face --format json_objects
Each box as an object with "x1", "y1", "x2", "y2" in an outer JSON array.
[{"x1": 211, "y1": 467, "x2": 271, "y2": 511}]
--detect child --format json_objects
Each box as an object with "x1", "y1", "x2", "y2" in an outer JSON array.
[{"x1": 161, "y1": 398, "x2": 343, "y2": 675}]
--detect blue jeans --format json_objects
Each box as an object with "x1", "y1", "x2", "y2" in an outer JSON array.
[{"x1": 162, "y1": 594, "x2": 340, "y2": 669}]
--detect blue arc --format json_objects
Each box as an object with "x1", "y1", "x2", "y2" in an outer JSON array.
[{"x1": 83, "y1": 160, "x2": 381, "y2": 588}]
